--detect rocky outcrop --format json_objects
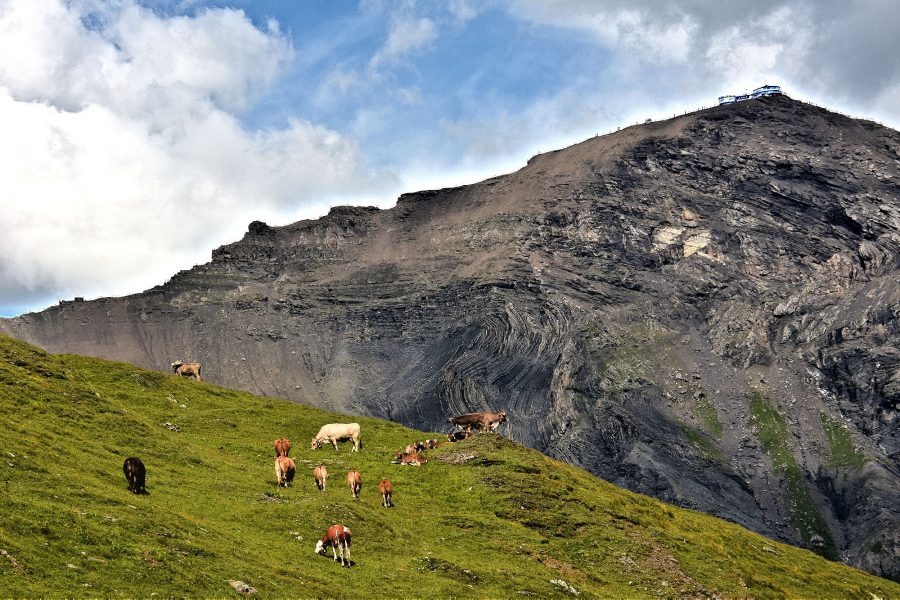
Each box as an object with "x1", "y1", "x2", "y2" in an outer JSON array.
[{"x1": 3, "y1": 96, "x2": 898, "y2": 579}]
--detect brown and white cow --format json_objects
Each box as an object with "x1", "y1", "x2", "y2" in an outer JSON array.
[
  {"x1": 449, "y1": 410, "x2": 508, "y2": 433},
  {"x1": 171, "y1": 360, "x2": 202, "y2": 381},
  {"x1": 274, "y1": 437, "x2": 292, "y2": 458},
  {"x1": 275, "y1": 456, "x2": 296, "y2": 487},
  {"x1": 379, "y1": 479, "x2": 394, "y2": 508},
  {"x1": 405, "y1": 441, "x2": 426, "y2": 454},
  {"x1": 315, "y1": 524, "x2": 352, "y2": 567},
  {"x1": 447, "y1": 430, "x2": 474, "y2": 442},
  {"x1": 123, "y1": 457, "x2": 146, "y2": 494},
  {"x1": 425, "y1": 438, "x2": 440, "y2": 449},
  {"x1": 314, "y1": 465, "x2": 328, "y2": 491},
  {"x1": 347, "y1": 470, "x2": 361, "y2": 499},
  {"x1": 311, "y1": 423, "x2": 361, "y2": 452}
]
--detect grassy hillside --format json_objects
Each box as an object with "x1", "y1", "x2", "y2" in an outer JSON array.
[{"x1": 0, "y1": 335, "x2": 896, "y2": 598}]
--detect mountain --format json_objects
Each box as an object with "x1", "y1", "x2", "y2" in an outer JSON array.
[
  {"x1": 1, "y1": 335, "x2": 898, "y2": 596},
  {"x1": 2, "y1": 95, "x2": 898, "y2": 580}
]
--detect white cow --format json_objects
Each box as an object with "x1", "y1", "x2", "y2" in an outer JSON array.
[{"x1": 311, "y1": 423, "x2": 361, "y2": 452}]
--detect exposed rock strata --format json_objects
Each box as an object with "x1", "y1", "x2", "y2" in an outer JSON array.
[{"x1": 3, "y1": 96, "x2": 898, "y2": 579}]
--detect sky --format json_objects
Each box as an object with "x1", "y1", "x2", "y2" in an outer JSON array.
[{"x1": 1, "y1": 0, "x2": 899, "y2": 316}]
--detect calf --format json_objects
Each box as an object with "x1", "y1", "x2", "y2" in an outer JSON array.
[
  {"x1": 448, "y1": 430, "x2": 474, "y2": 442},
  {"x1": 275, "y1": 456, "x2": 296, "y2": 487},
  {"x1": 123, "y1": 457, "x2": 146, "y2": 494},
  {"x1": 315, "y1": 524, "x2": 352, "y2": 567},
  {"x1": 398, "y1": 452, "x2": 427, "y2": 466},
  {"x1": 171, "y1": 360, "x2": 202, "y2": 381},
  {"x1": 314, "y1": 465, "x2": 328, "y2": 491},
  {"x1": 379, "y1": 479, "x2": 394, "y2": 508},
  {"x1": 274, "y1": 437, "x2": 292, "y2": 457},
  {"x1": 425, "y1": 438, "x2": 440, "y2": 449},
  {"x1": 405, "y1": 441, "x2": 426, "y2": 454},
  {"x1": 347, "y1": 470, "x2": 361, "y2": 499}
]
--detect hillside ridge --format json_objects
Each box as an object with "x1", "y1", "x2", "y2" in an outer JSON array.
[{"x1": 1, "y1": 335, "x2": 898, "y2": 596}]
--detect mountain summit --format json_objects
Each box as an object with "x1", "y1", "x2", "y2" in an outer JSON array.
[{"x1": 4, "y1": 95, "x2": 899, "y2": 579}]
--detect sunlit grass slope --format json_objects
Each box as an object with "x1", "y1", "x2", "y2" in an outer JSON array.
[{"x1": 0, "y1": 335, "x2": 897, "y2": 597}]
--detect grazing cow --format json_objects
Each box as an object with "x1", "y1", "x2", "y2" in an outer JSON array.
[
  {"x1": 379, "y1": 479, "x2": 394, "y2": 508},
  {"x1": 448, "y1": 430, "x2": 474, "y2": 442},
  {"x1": 449, "y1": 410, "x2": 508, "y2": 433},
  {"x1": 123, "y1": 457, "x2": 146, "y2": 494},
  {"x1": 275, "y1": 456, "x2": 296, "y2": 487},
  {"x1": 314, "y1": 465, "x2": 328, "y2": 491},
  {"x1": 315, "y1": 524, "x2": 352, "y2": 567},
  {"x1": 274, "y1": 437, "x2": 292, "y2": 457},
  {"x1": 311, "y1": 423, "x2": 361, "y2": 452},
  {"x1": 171, "y1": 360, "x2": 202, "y2": 381},
  {"x1": 347, "y1": 470, "x2": 361, "y2": 499}
]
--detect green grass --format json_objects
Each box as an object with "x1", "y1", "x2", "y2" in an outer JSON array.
[
  {"x1": 819, "y1": 413, "x2": 866, "y2": 469},
  {"x1": 0, "y1": 335, "x2": 897, "y2": 597},
  {"x1": 750, "y1": 392, "x2": 836, "y2": 559}
]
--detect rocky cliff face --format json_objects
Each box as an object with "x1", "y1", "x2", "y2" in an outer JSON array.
[{"x1": 3, "y1": 96, "x2": 898, "y2": 579}]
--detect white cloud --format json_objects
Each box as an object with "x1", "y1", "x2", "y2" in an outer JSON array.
[
  {"x1": 369, "y1": 15, "x2": 438, "y2": 69},
  {"x1": 0, "y1": 1, "x2": 397, "y2": 311}
]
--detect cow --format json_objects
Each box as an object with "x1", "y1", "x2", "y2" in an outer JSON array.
[
  {"x1": 275, "y1": 456, "x2": 296, "y2": 487},
  {"x1": 449, "y1": 410, "x2": 508, "y2": 433},
  {"x1": 394, "y1": 452, "x2": 427, "y2": 466},
  {"x1": 315, "y1": 524, "x2": 352, "y2": 567},
  {"x1": 405, "y1": 441, "x2": 426, "y2": 454},
  {"x1": 171, "y1": 360, "x2": 202, "y2": 381},
  {"x1": 274, "y1": 437, "x2": 292, "y2": 458},
  {"x1": 425, "y1": 438, "x2": 440, "y2": 449},
  {"x1": 347, "y1": 470, "x2": 361, "y2": 499},
  {"x1": 311, "y1": 423, "x2": 361, "y2": 452},
  {"x1": 448, "y1": 430, "x2": 474, "y2": 442},
  {"x1": 379, "y1": 479, "x2": 394, "y2": 508},
  {"x1": 314, "y1": 465, "x2": 328, "y2": 491},
  {"x1": 123, "y1": 457, "x2": 146, "y2": 494}
]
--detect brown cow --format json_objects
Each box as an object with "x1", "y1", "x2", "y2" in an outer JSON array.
[
  {"x1": 171, "y1": 360, "x2": 202, "y2": 381},
  {"x1": 314, "y1": 465, "x2": 328, "y2": 491},
  {"x1": 315, "y1": 524, "x2": 352, "y2": 567},
  {"x1": 397, "y1": 452, "x2": 427, "y2": 466},
  {"x1": 379, "y1": 479, "x2": 394, "y2": 508},
  {"x1": 405, "y1": 441, "x2": 426, "y2": 454},
  {"x1": 123, "y1": 457, "x2": 146, "y2": 494},
  {"x1": 275, "y1": 456, "x2": 296, "y2": 487},
  {"x1": 425, "y1": 438, "x2": 440, "y2": 449},
  {"x1": 448, "y1": 430, "x2": 474, "y2": 442},
  {"x1": 449, "y1": 410, "x2": 507, "y2": 433},
  {"x1": 274, "y1": 437, "x2": 292, "y2": 457},
  {"x1": 347, "y1": 470, "x2": 361, "y2": 499}
]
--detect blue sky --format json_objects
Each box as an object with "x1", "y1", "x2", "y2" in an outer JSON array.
[{"x1": 1, "y1": 0, "x2": 899, "y2": 316}]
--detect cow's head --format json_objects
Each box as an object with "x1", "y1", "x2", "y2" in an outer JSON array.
[
  {"x1": 314, "y1": 540, "x2": 325, "y2": 555},
  {"x1": 498, "y1": 411, "x2": 508, "y2": 422},
  {"x1": 310, "y1": 437, "x2": 321, "y2": 450},
  {"x1": 171, "y1": 360, "x2": 183, "y2": 371}
]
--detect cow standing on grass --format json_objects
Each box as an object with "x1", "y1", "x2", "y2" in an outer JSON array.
[
  {"x1": 275, "y1": 456, "x2": 296, "y2": 487},
  {"x1": 347, "y1": 470, "x2": 361, "y2": 499},
  {"x1": 274, "y1": 437, "x2": 292, "y2": 457},
  {"x1": 379, "y1": 479, "x2": 394, "y2": 508},
  {"x1": 171, "y1": 360, "x2": 202, "y2": 381},
  {"x1": 311, "y1": 423, "x2": 361, "y2": 452},
  {"x1": 314, "y1": 465, "x2": 328, "y2": 491},
  {"x1": 449, "y1": 410, "x2": 508, "y2": 433},
  {"x1": 123, "y1": 457, "x2": 146, "y2": 494},
  {"x1": 315, "y1": 525, "x2": 352, "y2": 567}
]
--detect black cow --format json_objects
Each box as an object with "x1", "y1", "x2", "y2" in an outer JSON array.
[{"x1": 123, "y1": 457, "x2": 147, "y2": 494}]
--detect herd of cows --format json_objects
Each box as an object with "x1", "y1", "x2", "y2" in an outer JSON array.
[{"x1": 121, "y1": 372, "x2": 510, "y2": 568}]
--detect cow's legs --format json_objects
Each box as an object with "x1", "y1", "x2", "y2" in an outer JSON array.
[
  {"x1": 332, "y1": 545, "x2": 338, "y2": 562},
  {"x1": 344, "y1": 540, "x2": 350, "y2": 566}
]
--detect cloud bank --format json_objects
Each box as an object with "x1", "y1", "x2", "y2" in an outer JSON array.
[{"x1": 0, "y1": 1, "x2": 397, "y2": 313}]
